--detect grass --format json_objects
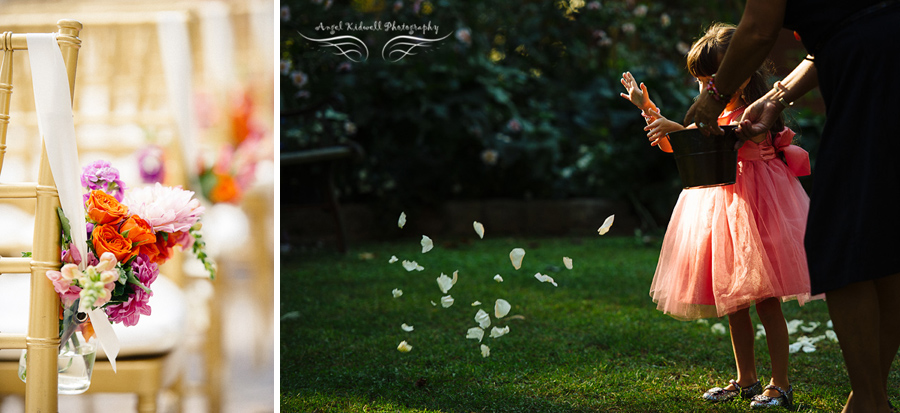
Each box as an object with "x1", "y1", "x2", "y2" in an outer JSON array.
[{"x1": 282, "y1": 235, "x2": 899, "y2": 412}]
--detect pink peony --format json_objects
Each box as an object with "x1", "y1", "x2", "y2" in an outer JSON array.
[{"x1": 122, "y1": 183, "x2": 204, "y2": 233}]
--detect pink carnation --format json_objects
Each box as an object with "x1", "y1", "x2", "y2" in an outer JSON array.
[
  {"x1": 104, "y1": 288, "x2": 151, "y2": 327},
  {"x1": 122, "y1": 183, "x2": 204, "y2": 233}
]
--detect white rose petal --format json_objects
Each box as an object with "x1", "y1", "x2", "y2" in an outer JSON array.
[
  {"x1": 402, "y1": 260, "x2": 418, "y2": 272},
  {"x1": 755, "y1": 324, "x2": 767, "y2": 340},
  {"x1": 827, "y1": 320, "x2": 833, "y2": 328},
  {"x1": 421, "y1": 235, "x2": 434, "y2": 253},
  {"x1": 392, "y1": 288, "x2": 403, "y2": 298},
  {"x1": 466, "y1": 327, "x2": 485, "y2": 342},
  {"x1": 563, "y1": 257, "x2": 573, "y2": 270},
  {"x1": 786, "y1": 319, "x2": 804, "y2": 335},
  {"x1": 509, "y1": 248, "x2": 526, "y2": 270},
  {"x1": 825, "y1": 330, "x2": 838, "y2": 342},
  {"x1": 480, "y1": 344, "x2": 490, "y2": 357},
  {"x1": 436, "y1": 273, "x2": 455, "y2": 294},
  {"x1": 597, "y1": 214, "x2": 615, "y2": 235},
  {"x1": 711, "y1": 323, "x2": 727, "y2": 335},
  {"x1": 473, "y1": 221, "x2": 485, "y2": 239},
  {"x1": 471, "y1": 301, "x2": 481, "y2": 306},
  {"x1": 494, "y1": 299, "x2": 511, "y2": 319},
  {"x1": 490, "y1": 326, "x2": 510, "y2": 338},
  {"x1": 475, "y1": 309, "x2": 491, "y2": 329},
  {"x1": 430, "y1": 300, "x2": 437, "y2": 306},
  {"x1": 401, "y1": 323, "x2": 414, "y2": 332},
  {"x1": 398, "y1": 212, "x2": 407, "y2": 228},
  {"x1": 493, "y1": 274, "x2": 504, "y2": 283},
  {"x1": 441, "y1": 295, "x2": 455, "y2": 308},
  {"x1": 534, "y1": 272, "x2": 558, "y2": 287},
  {"x1": 800, "y1": 321, "x2": 820, "y2": 333},
  {"x1": 415, "y1": 264, "x2": 425, "y2": 271},
  {"x1": 397, "y1": 340, "x2": 413, "y2": 352},
  {"x1": 389, "y1": 255, "x2": 399, "y2": 263},
  {"x1": 696, "y1": 319, "x2": 709, "y2": 325}
]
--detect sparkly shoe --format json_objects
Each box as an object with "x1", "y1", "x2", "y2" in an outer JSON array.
[
  {"x1": 702, "y1": 379, "x2": 762, "y2": 402},
  {"x1": 750, "y1": 384, "x2": 793, "y2": 409}
]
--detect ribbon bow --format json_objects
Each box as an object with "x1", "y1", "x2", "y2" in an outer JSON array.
[{"x1": 759, "y1": 128, "x2": 811, "y2": 177}]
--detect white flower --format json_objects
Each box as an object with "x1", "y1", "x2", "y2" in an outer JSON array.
[
  {"x1": 597, "y1": 215, "x2": 615, "y2": 235},
  {"x1": 495, "y1": 299, "x2": 511, "y2": 319},
  {"x1": 509, "y1": 248, "x2": 526, "y2": 270},
  {"x1": 633, "y1": 4, "x2": 648, "y2": 17},
  {"x1": 290, "y1": 71, "x2": 309, "y2": 88},
  {"x1": 471, "y1": 301, "x2": 481, "y2": 306},
  {"x1": 473, "y1": 221, "x2": 485, "y2": 239},
  {"x1": 401, "y1": 323, "x2": 414, "y2": 332},
  {"x1": 493, "y1": 274, "x2": 504, "y2": 282},
  {"x1": 389, "y1": 255, "x2": 399, "y2": 263},
  {"x1": 475, "y1": 309, "x2": 491, "y2": 329},
  {"x1": 392, "y1": 289, "x2": 403, "y2": 298},
  {"x1": 711, "y1": 323, "x2": 727, "y2": 335},
  {"x1": 490, "y1": 326, "x2": 510, "y2": 338},
  {"x1": 480, "y1": 344, "x2": 490, "y2": 357},
  {"x1": 676, "y1": 41, "x2": 690, "y2": 55},
  {"x1": 122, "y1": 183, "x2": 204, "y2": 233},
  {"x1": 466, "y1": 327, "x2": 485, "y2": 342},
  {"x1": 621, "y1": 23, "x2": 636, "y2": 35},
  {"x1": 397, "y1": 341, "x2": 413, "y2": 352},
  {"x1": 534, "y1": 272, "x2": 558, "y2": 287},
  {"x1": 402, "y1": 260, "x2": 419, "y2": 272},
  {"x1": 398, "y1": 212, "x2": 407, "y2": 228},
  {"x1": 660, "y1": 13, "x2": 671, "y2": 27},
  {"x1": 441, "y1": 295, "x2": 455, "y2": 308},
  {"x1": 421, "y1": 235, "x2": 434, "y2": 253},
  {"x1": 436, "y1": 271, "x2": 458, "y2": 294},
  {"x1": 563, "y1": 257, "x2": 573, "y2": 270}
]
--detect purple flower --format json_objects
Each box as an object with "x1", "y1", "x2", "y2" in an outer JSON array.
[
  {"x1": 105, "y1": 254, "x2": 158, "y2": 327},
  {"x1": 81, "y1": 160, "x2": 127, "y2": 201},
  {"x1": 137, "y1": 145, "x2": 166, "y2": 184}
]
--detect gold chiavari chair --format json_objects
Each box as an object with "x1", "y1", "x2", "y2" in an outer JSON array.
[{"x1": 0, "y1": 19, "x2": 83, "y2": 413}]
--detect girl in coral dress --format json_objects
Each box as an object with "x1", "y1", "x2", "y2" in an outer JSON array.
[{"x1": 620, "y1": 23, "x2": 813, "y2": 409}]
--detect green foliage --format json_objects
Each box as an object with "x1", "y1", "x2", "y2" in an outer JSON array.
[
  {"x1": 281, "y1": 1, "x2": 748, "y2": 226},
  {"x1": 283, "y1": 236, "x2": 898, "y2": 412}
]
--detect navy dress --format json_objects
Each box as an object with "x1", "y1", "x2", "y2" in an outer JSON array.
[{"x1": 783, "y1": 0, "x2": 900, "y2": 294}]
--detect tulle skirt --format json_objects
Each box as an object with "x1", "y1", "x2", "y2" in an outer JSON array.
[{"x1": 649, "y1": 158, "x2": 813, "y2": 320}]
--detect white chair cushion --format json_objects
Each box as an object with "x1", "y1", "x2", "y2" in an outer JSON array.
[{"x1": 0, "y1": 272, "x2": 187, "y2": 361}]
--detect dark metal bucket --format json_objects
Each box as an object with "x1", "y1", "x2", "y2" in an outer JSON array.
[{"x1": 668, "y1": 125, "x2": 739, "y2": 189}]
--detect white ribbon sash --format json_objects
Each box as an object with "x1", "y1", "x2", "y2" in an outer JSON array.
[{"x1": 26, "y1": 33, "x2": 119, "y2": 372}]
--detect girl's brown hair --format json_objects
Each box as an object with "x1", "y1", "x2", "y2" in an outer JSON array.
[{"x1": 686, "y1": 22, "x2": 784, "y2": 133}]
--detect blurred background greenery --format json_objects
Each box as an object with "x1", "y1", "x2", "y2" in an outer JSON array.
[{"x1": 280, "y1": 0, "x2": 824, "y2": 237}]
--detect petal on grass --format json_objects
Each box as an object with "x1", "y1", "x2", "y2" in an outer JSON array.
[
  {"x1": 490, "y1": 326, "x2": 510, "y2": 338},
  {"x1": 597, "y1": 214, "x2": 615, "y2": 235},
  {"x1": 800, "y1": 321, "x2": 820, "y2": 333},
  {"x1": 430, "y1": 300, "x2": 437, "y2": 307},
  {"x1": 493, "y1": 274, "x2": 503, "y2": 283},
  {"x1": 466, "y1": 327, "x2": 485, "y2": 342},
  {"x1": 401, "y1": 323, "x2": 414, "y2": 332},
  {"x1": 397, "y1": 340, "x2": 413, "y2": 352},
  {"x1": 389, "y1": 255, "x2": 399, "y2": 263},
  {"x1": 475, "y1": 309, "x2": 491, "y2": 329},
  {"x1": 509, "y1": 248, "x2": 525, "y2": 270},
  {"x1": 398, "y1": 212, "x2": 407, "y2": 228},
  {"x1": 473, "y1": 221, "x2": 485, "y2": 239},
  {"x1": 421, "y1": 235, "x2": 434, "y2": 253},
  {"x1": 711, "y1": 323, "x2": 726, "y2": 335},
  {"x1": 471, "y1": 301, "x2": 481, "y2": 306},
  {"x1": 494, "y1": 299, "x2": 511, "y2": 319},
  {"x1": 441, "y1": 295, "x2": 455, "y2": 308},
  {"x1": 392, "y1": 288, "x2": 403, "y2": 298},
  {"x1": 415, "y1": 264, "x2": 425, "y2": 271},
  {"x1": 786, "y1": 319, "x2": 804, "y2": 335},
  {"x1": 402, "y1": 260, "x2": 419, "y2": 272},
  {"x1": 563, "y1": 257, "x2": 573, "y2": 270},
  {"x1": 480, "y1": 344, "x2": 490, "y2": 357},
  {"x1": 534, "y1": 272, "x2": 558, "y2": 287},
  {"x1": 825, "y1": 330, "x2": 838, "y2": 342}
]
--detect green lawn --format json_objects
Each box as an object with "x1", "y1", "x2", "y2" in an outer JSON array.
[{"x1": 282, "y1": 235, "x2": 899, "y2": 412}]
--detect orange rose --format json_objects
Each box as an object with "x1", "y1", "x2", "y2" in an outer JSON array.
[
  {"x1": 92, "y1": 224, "x2": 136, "y2": 263},
  {"x1": 120, "y1": 214, "x2": 156, "y2": 248},
  {"x1": 210, "y1": 173, "x2": 241, "y2": 204},
  {"x1": 86, "y1": 190, "x2": 128, "y2": 225}
]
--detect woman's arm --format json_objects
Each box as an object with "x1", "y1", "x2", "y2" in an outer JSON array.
[
  {"x1": 737, "y1": 58, "x2": 819, "y2": 139},
  {"x1": 683, "y1": 0, "x2": 788, "y2": 134}
]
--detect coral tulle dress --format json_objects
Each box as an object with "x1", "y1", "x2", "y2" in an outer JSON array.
[{"x1": 649, "y1": 108, "x2": 814, "y2": 320}]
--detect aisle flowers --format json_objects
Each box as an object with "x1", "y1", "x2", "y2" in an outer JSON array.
[{"x1": 46, "y1": 160, "x2": 215, "y2": 339}]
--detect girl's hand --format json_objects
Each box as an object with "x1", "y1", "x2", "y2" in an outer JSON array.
[
  {"x1": 643, "y1": 108, "x2": 684, "y2": 146},
  {"x1": 619, "y1": 71, "x2": 652, "y2": 111}
]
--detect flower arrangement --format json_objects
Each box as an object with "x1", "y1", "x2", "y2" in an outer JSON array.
[{"x1": 46, "y1": 160, "x2": 215, "y2": 340}]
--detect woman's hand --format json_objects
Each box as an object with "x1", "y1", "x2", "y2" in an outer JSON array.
[
  {"x1": 683, "y1": 88, "x2": 727, "y2": 135},
  {"x1": 619, "y1": 71, "x2": 652, "y2": 111},
  {"x1": 736, "y1": 97, "x2": 783, "y2": 141}
]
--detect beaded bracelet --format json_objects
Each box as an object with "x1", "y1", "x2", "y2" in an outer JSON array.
[{"x1": 706, "y1": 74, "x2": 732, "y2": 103}]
